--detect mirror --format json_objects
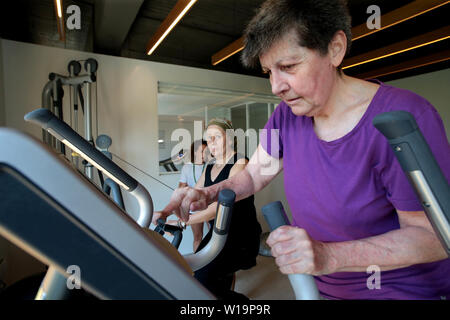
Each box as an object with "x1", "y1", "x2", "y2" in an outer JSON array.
[{"x1": 157, "y1": 82, "x2": 280, "y2": 174}]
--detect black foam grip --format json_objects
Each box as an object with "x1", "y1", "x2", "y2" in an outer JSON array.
[
  {"x1": 217, "y1": 189, "x2": 236, "y2": 207},
  {"x1": 68, "y1": 60, "x2": 82, "y2": 76},
  {"x1": 372, "y1": 110, "x2": 418, "y2": 140},
  {"x1": 261, "y1": 201, "x2": 290, "y2": 231}
]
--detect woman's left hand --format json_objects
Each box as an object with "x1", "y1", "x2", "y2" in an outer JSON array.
[{"x1": 266, "y1": 226, "x2": 336, "y2": 276}]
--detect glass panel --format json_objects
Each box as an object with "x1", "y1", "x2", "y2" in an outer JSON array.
[
  {"x1": 249, "y1": 103, "x2": 269, "y2": 131},
  {"x1": 207, "y1": 106, "x2": 231, "y2": 121},
  {"x1": 231, "y1": 105, "x2": 246, "y2": 131},
  {"x1": 231, "y1": 105, "x2": 248, "y2": 158}
]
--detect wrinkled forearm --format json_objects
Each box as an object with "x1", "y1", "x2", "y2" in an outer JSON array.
[
  {"x1": 201, "y1": 145, "x2": 282, "y2": 204},
  {"x1": 202, "y1": 168, "x2": 257, "y2": 204},
  {"x1": 323, "y1": 226, "x2": 447, "y2": 273}
]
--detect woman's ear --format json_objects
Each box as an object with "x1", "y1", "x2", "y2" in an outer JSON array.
[{"x1": 328, "y1": 30, "x2": 347, "y2": 68}]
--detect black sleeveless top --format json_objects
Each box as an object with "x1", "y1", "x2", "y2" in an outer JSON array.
[{"x1": 196, "y1": 153, "x2": 262, "y2": 271}]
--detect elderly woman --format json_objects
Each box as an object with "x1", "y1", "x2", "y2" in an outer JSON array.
[{"x1": 158, "y1": 0, "x2": 450, "y2": 299}]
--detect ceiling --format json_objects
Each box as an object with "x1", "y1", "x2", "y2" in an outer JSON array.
[{"x1": 1, "y1": 0, "x2": 449, "y2": 82}]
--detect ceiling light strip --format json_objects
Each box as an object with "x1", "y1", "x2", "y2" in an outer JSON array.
[
  {"x1": 53, "y1": 0, "x2": 65, "y2": 41},
  {"x1": 211, "y1": 0, "x2": 449, "y2": 65},
  {"x1": 146, "y1": 0, "x2": 197, "y2": 55},
  {"x1": 211, "y1": 37, "x2": 245, "y2": 65},
  {"x1": 343, "y1": 26, "x2": 450, "y2": 69},
  {"x1": 355, "y1": 49, "x2": 450, "y2": 79}
]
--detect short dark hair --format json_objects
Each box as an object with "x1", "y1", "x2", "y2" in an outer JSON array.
[
  {"x1": 190, "y1": 140, "x2": 207, "y2": 163},
  {"x1": 241, "y1": 0, "x2": 352, "y2": 69}
]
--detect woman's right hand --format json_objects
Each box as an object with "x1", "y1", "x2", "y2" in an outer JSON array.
[{"x1": 160, "y1": 186, "x2": 211, "y2": 222}]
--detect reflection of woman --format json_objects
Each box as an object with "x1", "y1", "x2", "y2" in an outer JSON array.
[
  {"x1": 178, "y1": 140, "x2": 208, "y2": 251},
  {"x1": 172, "y1": 119, "x2": 262, "y2": 300},
  {"x1": 178, "y1": 140, "x2": 208, "y2": 188}
]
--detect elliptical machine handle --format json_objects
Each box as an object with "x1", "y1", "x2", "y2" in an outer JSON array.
[
  {"x1": 24, "y1": 108, "x2": 153, "y2": 228},
  {"x1": 183, "y1": 189, "x2": 235, "y2": 271},
  {"x1": 262, "y1": 201, "x2": 320, "y2": 300},
  {"x1": 373, "y1": 111, "x2": 450, "y2": 255},
  {"x1": 154, "y1": 219, "x2": 184, "y2": 249}
]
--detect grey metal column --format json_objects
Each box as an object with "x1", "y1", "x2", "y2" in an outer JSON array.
[
  {"x1": 51, "y1": 79, "x2": 60, "y2": 151},
  {"x1": 69, "y1": 64, "x2": 78, "y2": 167},
  {"x1": 41, "y1": 80, "x2": 54, "y2": 146},
  {"x1": 84, "y1": 62, "x2": 93, "y2": 179}
]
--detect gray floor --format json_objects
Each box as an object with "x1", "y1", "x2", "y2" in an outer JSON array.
[{"x1": 234, "y1": 255, "x2": 295, "y2": 300}]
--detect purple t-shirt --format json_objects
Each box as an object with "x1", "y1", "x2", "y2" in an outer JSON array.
[{"x1": 261, "y1": 81, "x2": 450, "y2": 300}]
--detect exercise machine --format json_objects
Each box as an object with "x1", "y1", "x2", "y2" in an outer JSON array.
[
  {"x1": 95, "y1": 134, "x2": 125, "y2": 210},
  {"x1": 0, "y1": 109, "x2": 237, "y2": 299},
  {"x1": 373, "y1": 110, "x2": 450, "y2": 255},
  {"x1": 262, "y1": 201, "x2": 320, "y2": 300},
  {"x1": 40, "y1": 59, "x2": 127, "y2": 211},
  {"x1": 41, "y1": 59, "x2": 98, "y2": 161}
]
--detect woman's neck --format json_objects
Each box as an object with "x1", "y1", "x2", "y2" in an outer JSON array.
[
  {"x1": 215, "y1": 149, "x2": 235, "y2": 166},
  {"x1": 313, "y1": 75, "x2": 380, "y2": 141}
]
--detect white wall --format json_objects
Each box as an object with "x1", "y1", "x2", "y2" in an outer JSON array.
[
  {"x1": 1, "y1": 40, "x2": 50, "y2": 287},
  {"x1": 387, "y1": 68, "x2": 450, "y2": 139}
]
